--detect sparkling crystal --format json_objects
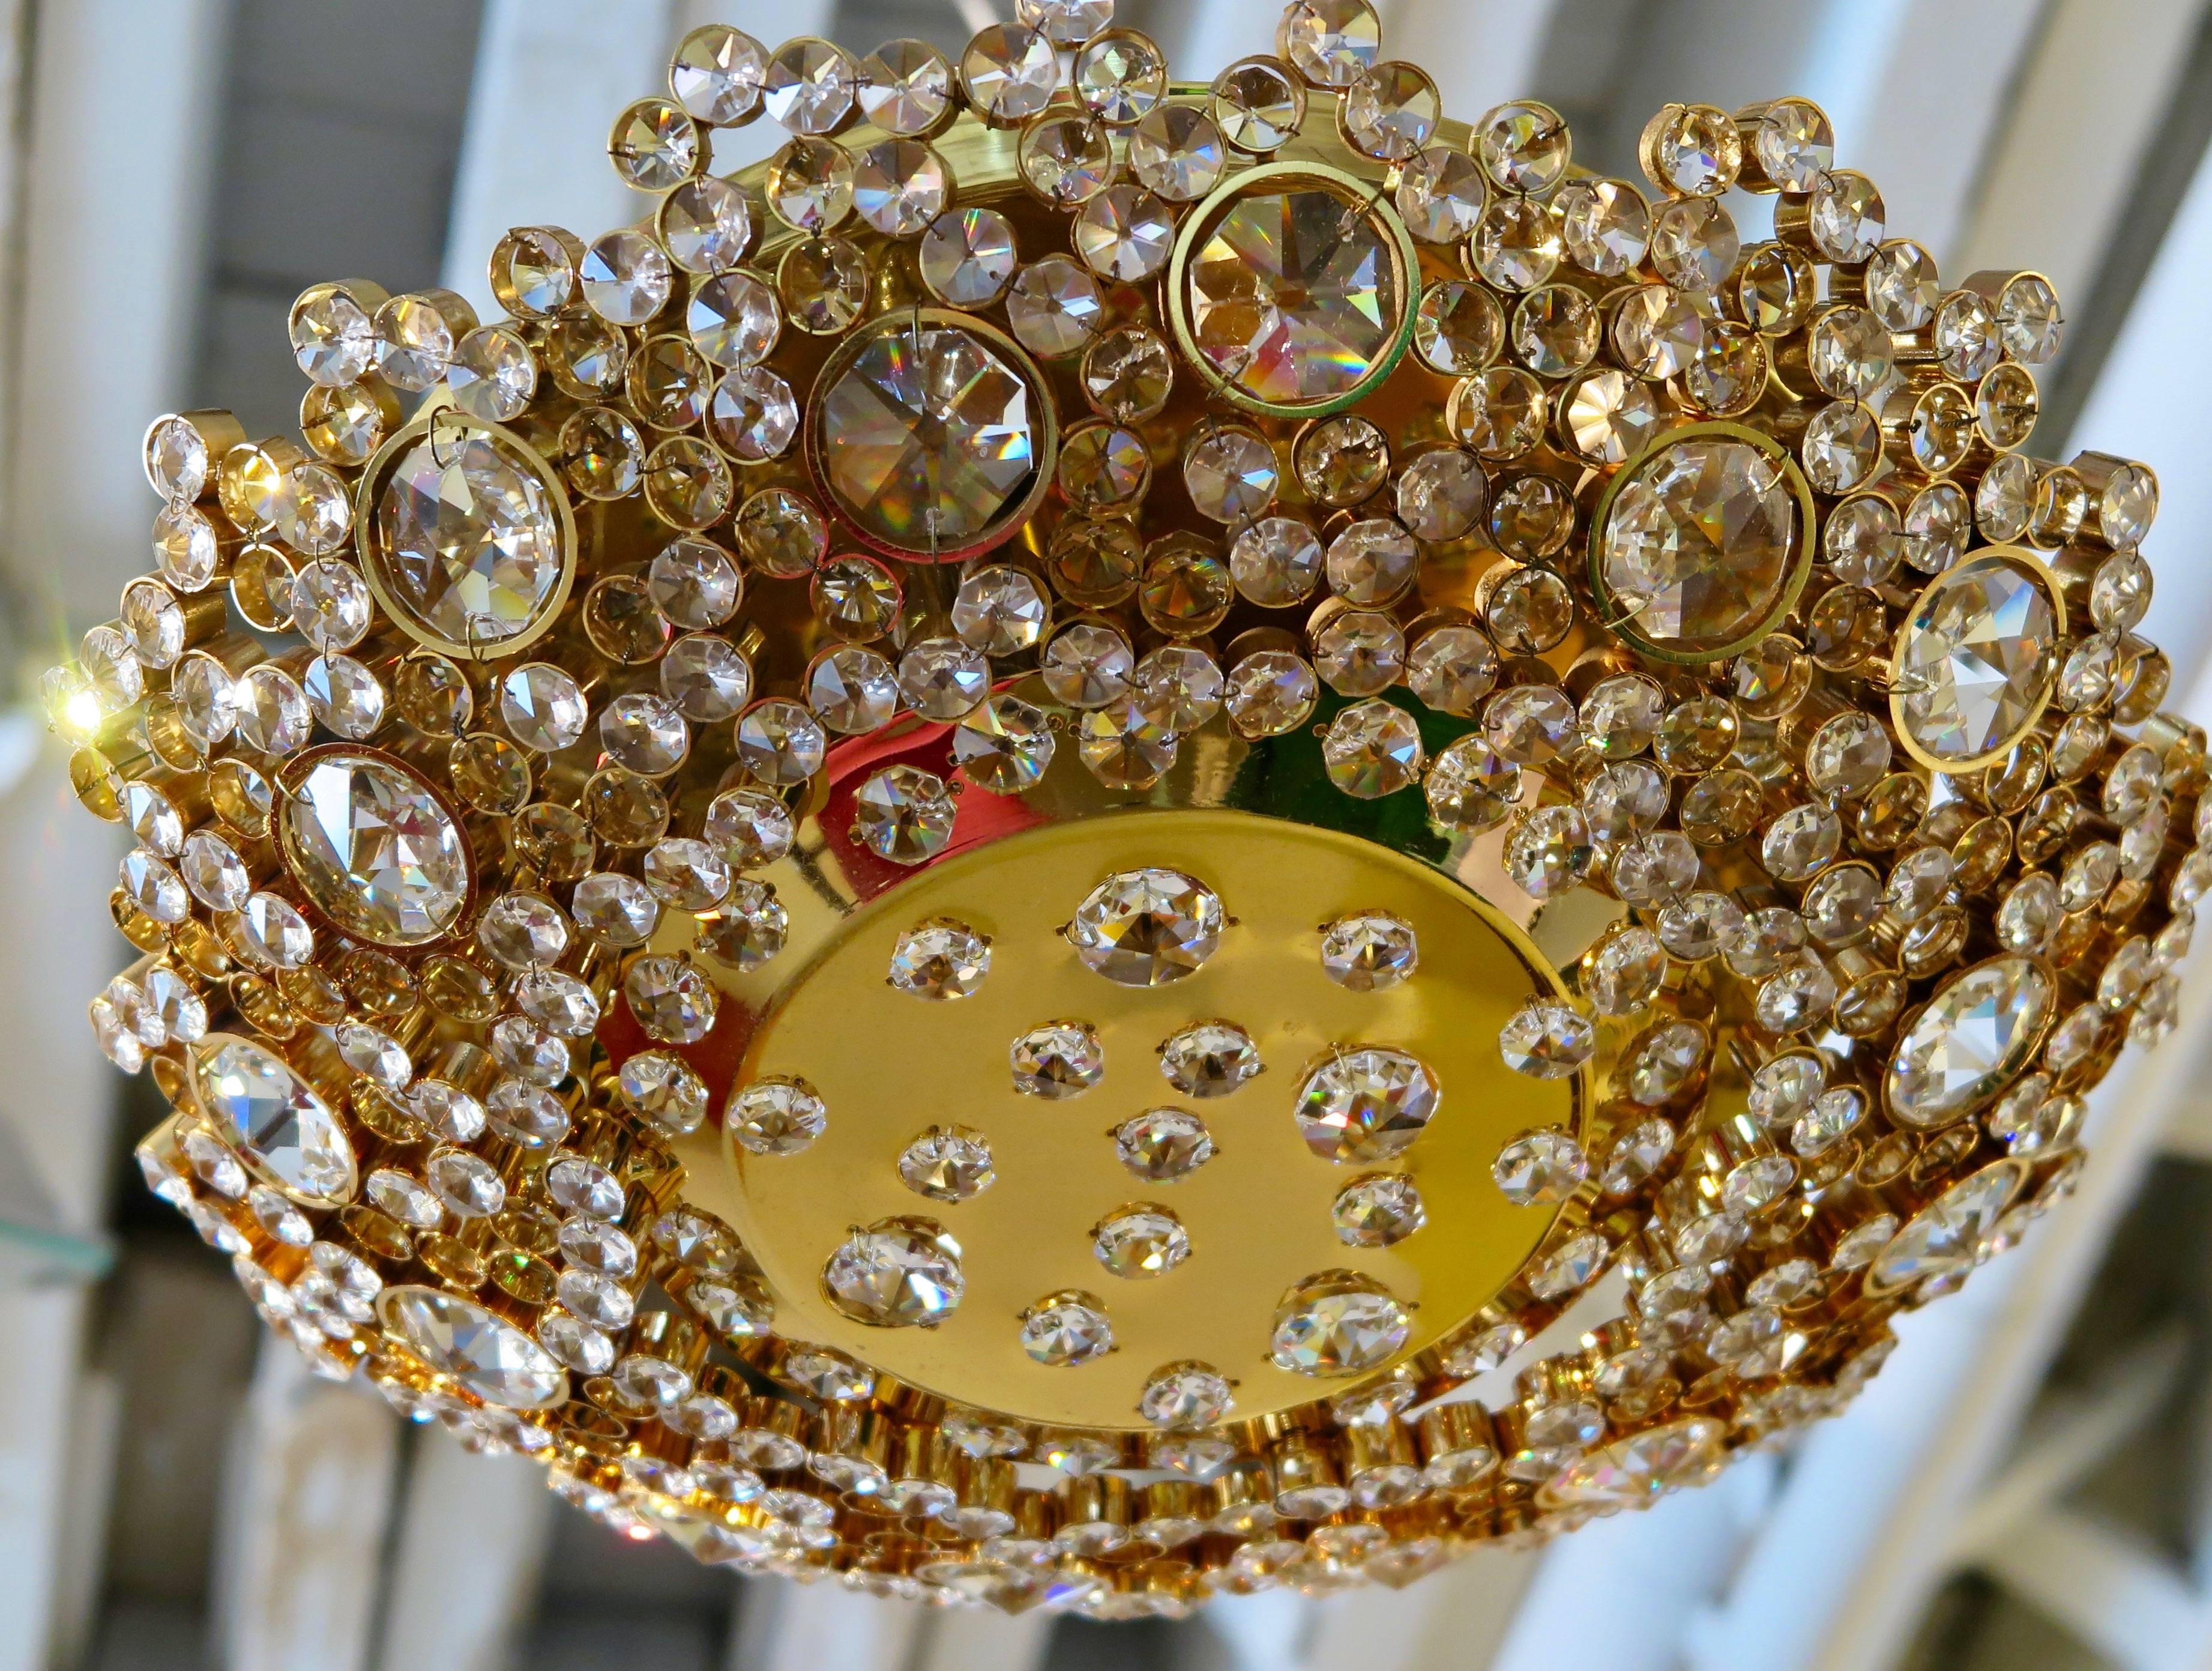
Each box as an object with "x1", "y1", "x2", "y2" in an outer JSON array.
[
  {"x1": 383, "y1": 1286, "x2": 566, "y2": 1407},
  {"x1": 1333, "y1": 1173, "x2": 1424, "y2": 1246},
  {"x1": 920, "y1": 207, "x2": 1018, "y2": 306},
  {"x1": 1887, "y1": 958, "x2": 2053, "y2": 1126},
  {"x1": 1319, "y1": 912, "x2": 1417, "y2": 991},
  {"x1": 1020, "y1": 1291, "x2": 1114, "y2": 1366},
  {"x1": 825, "y1": 1218, "x2": 963, "y2": 1326},
  {"x1": 889, "y1": 917, "x2": 991, "y2": 1000},
  {"x1": 1010, "y1": 1020, "x2": 1104, "y2": 1098},
  {"x1": 1066, "y1": 868, "x2": 1222, "y2": 985},
  {"x1": 1092, "y1": 1206, "x2": 1189, "y2": 1278},
  {"x1": 1598, "y1": 438, "x2": 1797, "y2": 651},
  {"x1": 1498, "y1": 1003, "x2": 1594, "y2": 1079},
  {"x1": 729, "y1": 1077, "x2": 828, "y2": 1155},
  {"x1": 1896, "y1": 557, "x2": 2057, "y2": 763},
  {"x1": 852, "y1": 765, "x2": 957, "y2": 865},
  {"x1": 818, "y1": 323, "x2": 1037, "y2": 554},
  {"x1": 1270, "y1": 1273, "x2": 1407, "y2": 1377},
  {"x1": 1323, "y1": 700, "x2": 1424, "y2": 797},
  {"x1": 1114, "y1": 1107, "x2": 1215, "y2": 1182},
  {"x1": 1187, "y1": 187, "x2": 1396, "y2": 405},
  {"x1": 1294, "y1": 1047, "x2": 1438, "y2": 1162},
  {"x1": 1868, "y1": 1161, "x2": 2025, "y2": 1291},
  {"x1": 899, "y1": 1127, "x2": 995, "y2": 1201},
  {"x1": 193, "y1": 1036, "x2": 355, "y2": 1204},
  {"x1": 279, "y1": 757, "x2": 469, "y2": 943}
]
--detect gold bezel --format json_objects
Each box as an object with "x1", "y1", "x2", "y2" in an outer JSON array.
[
  {"x1": 802, "y1": 307, "x2": 1059, "y2": 564},
  {"x1": 271, "y1": 743, "x2": 480, "y2": 952},
  {"x1": 352, "y1": 408, "x2": 579, "y2": 662},
  {"x1": 1887, "y1": 545, "x2": 2068, "y2": 772},
  {"x1": 1165, "y1": 159, "x2": 1420, "y2": 420},
  {"x1": 1585, "y1": 417, "x2": 1818, "y2": 665}
]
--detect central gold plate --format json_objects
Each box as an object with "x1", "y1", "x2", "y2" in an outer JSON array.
[{"x1": 679, "y1": 806, "x2": 1576, "y2": 1430}]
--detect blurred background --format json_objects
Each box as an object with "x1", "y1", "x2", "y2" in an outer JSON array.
[{"x1": 7, "y1": 0, "x2": 2212, "y2": 1667}]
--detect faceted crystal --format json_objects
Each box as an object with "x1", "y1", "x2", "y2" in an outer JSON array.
[
  {"x1": 277, "y1": 754, "x2": 468, "y2": 946},
  {"x1": 852, "y1": 766, "x2": 957, "y2": 865},
  {"x1": 375, "y1": 433, "x2": 562, "y2": 647},
  {"x1": 1066, "y1": 868, "x2": 1222, "y2": 985},
  {"x1": 1319, "y1": 912, "x2": 1417, "y2": 990},
  {"x1": 889, "y1": 917, "x2": 992, "y2": 999},
  {"x1": 1544, "y1": 1418, "x2": 1723, "y2": 1509},
  {"x1": 1020, "y1": 1292, "x2": 1115, "y2": 1366},
  {"x1": 1141, "y1": 1362, "x2": 1232, "y2": 1428},
  {"x1": 818, "y1": 324, "x2": 1037, "y2": 552},
  {"x1": 1092, "y1": 1206, "x2": 1190, "y2": 1278},
  {"x1": 1332, "y1": 1174, "x2": 1424, "y2": 1246},
  {"x1": 1114, "y1": 1108, "x2": 1216, "y2": 1182},
  {"x1": 825, "y1": 1218, "x2": 963, "y2": 1326},
  {"x1": 954, "y1": 695, "x2": 1055, "y2": 793},
  {"x1": 1294, "y1": 1047, "x2": 1438, "y2": 1162},
  {"x1": 729, "y1": 1077, "x2": 828, "y2": 1155},
  {"x1": 1598, "y1": 438, "x2": 1797, "y2": 651},
  {"x1": 1887, "y1": 957, "x2": 2053, "y2": 1127},
  {"x1": 1187, "y1": 187, "x2": 1396, "y2": 405},
  {"x1": 1010, "y1": 1021, "x2": 1104, "y2": 1098},
  {"x1": 1157, "y1": 1021, "x2": 1260, "y2": 1098},
  {"x1": 381, "y1": 1286, "x2": 567, "y2": 1409},
  {"x1": 1868, "y1": 1161, "x2": 2025, "y2": 1292},
  {"x1": 1895, "y1": 557, "x2": 2057, "y2": 763},
  {"x1": 1269, "y1": 1273, "x2": 1408, "y2": 1376},
  {"x1": 193, "y1": 1036, "x2": 357, "y2": 1204},
  {"x1": 898, "y1": 1126, "x2": 995, "y2": 1201}
]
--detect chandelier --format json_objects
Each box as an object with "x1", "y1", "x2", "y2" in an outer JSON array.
[{"x1": 46, "y1": 0, "x2": 2202, "y2": 1619}]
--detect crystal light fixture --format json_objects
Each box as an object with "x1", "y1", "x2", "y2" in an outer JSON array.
[{"x1": 49, "y1": 0, "x2": 2202, "y2": 1621}]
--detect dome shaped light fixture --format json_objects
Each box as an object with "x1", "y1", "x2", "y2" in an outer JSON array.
[{"x1": 51, "y1": 0, "x2": 2201, "y2": 1619}]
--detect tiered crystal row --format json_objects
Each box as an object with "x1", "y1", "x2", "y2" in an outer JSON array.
[{"x1": 45, "y1": 0, "x2": 2205, "y2": 1623}]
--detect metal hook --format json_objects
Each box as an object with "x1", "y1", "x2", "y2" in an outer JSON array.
[{"x1": 429, "y1": 406, "x2": 472, "y2": 470}]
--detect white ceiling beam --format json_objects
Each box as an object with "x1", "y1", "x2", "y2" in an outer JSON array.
[
  {"x1": 1973, "y1": 1505, "x2": 2199, "y2": 1671},
  {"x1": 1950, "y1": 0, "x2": 2211, "y2": 348},
  {"x1": 1943, "y1": 1328, "x2": 2187, "y2": 1562},
  {"x1": 373, "y1": 1430, "x2": 555, "y2": 1671},
  {"x1": 726, "y1": 1576, "x2": 927, "y2": 1671},
  {"x1": 5, "y1": 0, "x2": 234, "y2": 624},
  {"x1": 2064, "y1": 117, "x2": 2212, "y2": 685},
  {"x1": 211, "y1": 1345, "x2": 401, "y2": 1671},
  {"x1": 907, "y1": 1600, "x2": 1053, "y2": 1671},
  {"x1": 441, "y1": 0, "x2": 683, "y2": 319},
  {"x1": 0, "y1": 1, "x2": 234, "y2": 1663},
  {"x1": 1387, "y1": 0, "x2": 1566, "y2": 126}
]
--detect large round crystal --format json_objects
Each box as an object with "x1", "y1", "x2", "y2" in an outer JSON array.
[
  {"x1": 1867, "y1": 1160, "x2": 2028, "y2": 1293},
  {"x1": 1886, "y1": 956, "x2": 2052, "y2": 1127},
  {"x1": 372, "y1": 431, "x2": 563, "y2": 646},
  {"x1": 1186, "y1": 186, "x2": 1399, "y2": 406},
  {"x1": 277, "y1": 753, "x2": 470, "y2": 946},
  {"x1": 815, "y1": 322, "x2": 1039, "y2": 553},
  {"x1": 1597, "y1": 437, "x2": 1798, "y2": 652},
  {"x1": 1268, "y1": 1272, "x2": 1410, "y2": 1376},
  {"x1": 1540, "y1": 1417, "x2": 1726, "y2": 1508},
  {"x1": 191, "y1": 1035, "x2": 357, "y2": 1204},
  {"x1": 823, "y1": 1217, "x2": 965, "y2": 1326},
  {"x1": 1064, "y1": 867, "x2": 1223, "y2": 985},
  {"x1": 1894, "y1": 553, "x2": 2057, "y2": 762},
  {"x1": 378, "y1": 1286, "x2": 568, "y2": 1408},
  {"x1": 1294, "y1": 1047, "x2": 1439, "y2": 1162}
]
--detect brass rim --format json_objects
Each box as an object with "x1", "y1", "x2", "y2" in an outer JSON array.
[
  {"x1": 1165, "y1": 159, "x2": 1420, "y2": 420},
  {"x1": 1584, "y1": 417, "x2": 1819, "y2": 666}
]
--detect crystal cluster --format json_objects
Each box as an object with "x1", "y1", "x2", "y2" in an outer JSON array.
[{"x1": 49, "y1": 0, "x2": 2202, "y2": 1623}]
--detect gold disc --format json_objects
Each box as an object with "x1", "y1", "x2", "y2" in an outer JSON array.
[{"x1": 679, "y1": 805, "x2": 1577, "y2": 1430}]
